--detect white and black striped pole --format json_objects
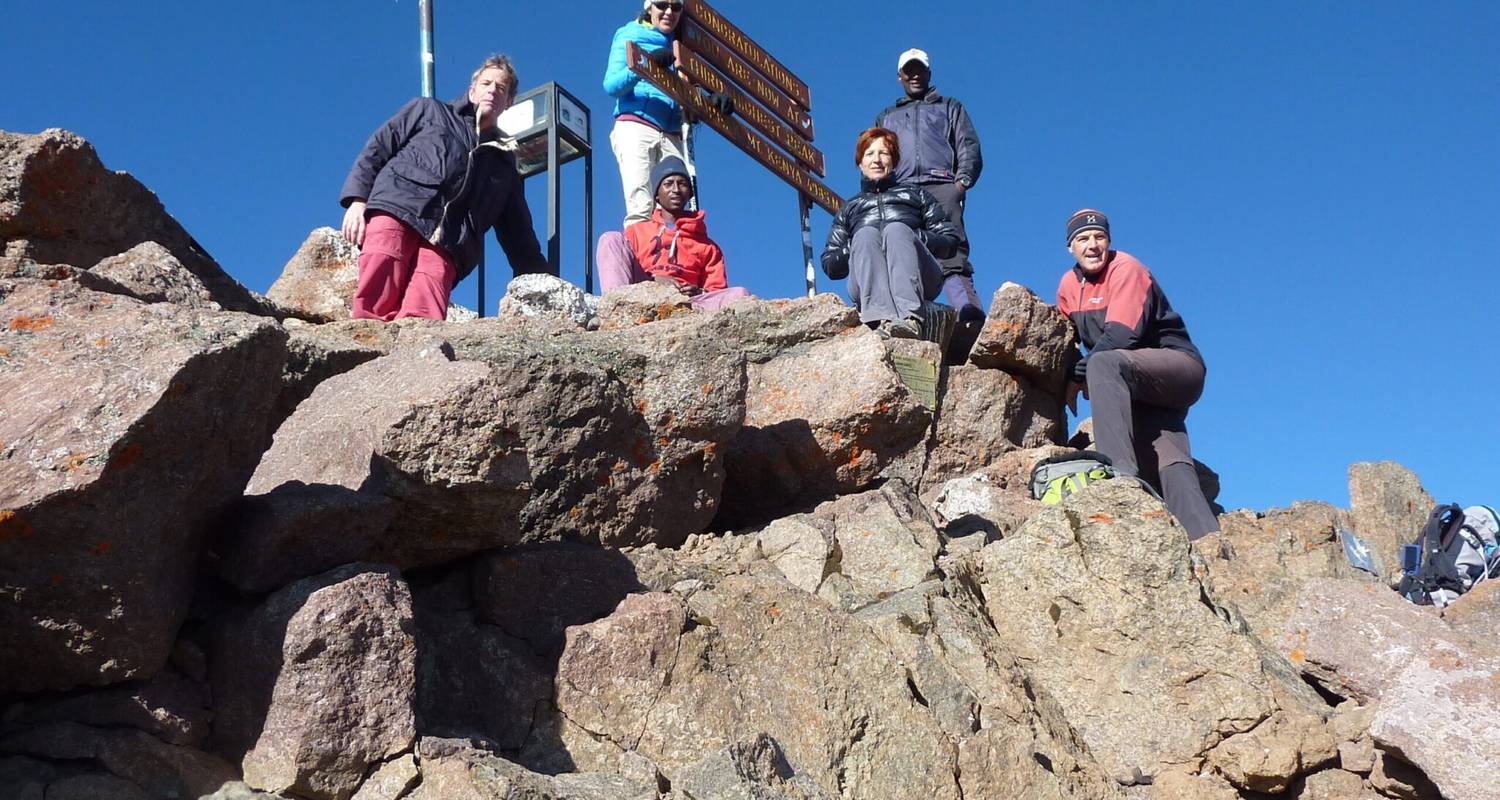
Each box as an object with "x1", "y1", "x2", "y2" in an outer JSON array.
[{"x1": 419, "y1": 0, "x2": 436, "y2": 99}]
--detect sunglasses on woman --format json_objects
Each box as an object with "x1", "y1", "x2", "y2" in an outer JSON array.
[{"x1": 651, "y1": 1, "x2": 684, "y2": 10}]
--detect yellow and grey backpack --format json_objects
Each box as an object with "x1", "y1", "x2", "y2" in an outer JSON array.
[{"x1": 1029, "y1": 451, "x2": 1117, "y2": 505}]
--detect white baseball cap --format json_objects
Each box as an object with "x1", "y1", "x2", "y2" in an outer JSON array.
[{"x1": 897, "y1": 48, "x2": 930, "y2": 70}]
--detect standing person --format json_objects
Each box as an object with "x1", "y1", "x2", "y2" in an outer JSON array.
[
  {"x1": 875, "y1": 48, "x2": 985, "y2": 356},
  {"x1": 1055, "y1": 209, "x2": 1220, "y2": 540},
  {"x1": 604, "y1": 0, "x2": 688, "y2": 226},
  {"x1": 821, "y1": 128, "x2": 958, "y2": 338},
  {"x1": 339, "y1": 55, "x2": 549, "y2": 321},
  {"x1": 596, "y1": 156, "x2": 751, "y2": 312}
]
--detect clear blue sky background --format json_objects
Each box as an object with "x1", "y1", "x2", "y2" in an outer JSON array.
[{"x1": 7, "y1": 1, "x2": 1497, "y2": 514}]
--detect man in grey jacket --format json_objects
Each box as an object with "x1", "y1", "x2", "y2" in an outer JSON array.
[{"x1": 875, "y1": 48, "x2": 985, "y2": 360}]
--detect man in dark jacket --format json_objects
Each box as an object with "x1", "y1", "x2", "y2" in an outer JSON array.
[
  {"x1": 340, "y1": 54, "x2": 550, "y2": 321},
  {"x1": 875, "y1": 48, "x2": 985, "y2": 356}
]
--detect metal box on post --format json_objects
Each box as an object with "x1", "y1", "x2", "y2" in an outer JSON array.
[{"x1": 497, "y1": 83, "x2": 595, "y2": 294}]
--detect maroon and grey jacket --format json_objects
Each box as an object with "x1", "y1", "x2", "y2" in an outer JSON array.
[{"x1": 1054, "y1": 250, "x2": 1203, "y2": 382}]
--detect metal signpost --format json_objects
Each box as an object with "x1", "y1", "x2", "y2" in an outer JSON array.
[
  {"x1": 627, "y1": 0, "x2": 840, "y2": 297},
  {"x1": 419, "y1": 0, "x2": 436, "y2": 99}
]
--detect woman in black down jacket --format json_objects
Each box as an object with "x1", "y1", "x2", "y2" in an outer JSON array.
[{"x1": 821, "y1": 127, "x2": 959, "y2": 338}]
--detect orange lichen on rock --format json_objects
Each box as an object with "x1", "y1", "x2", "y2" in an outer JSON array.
[
  {"x1": 1088, "y1": 513, "x2": 1115, "y2": 524},
  {"x1": 8, "y1": 314, "x2": 55, "y2": 332}
]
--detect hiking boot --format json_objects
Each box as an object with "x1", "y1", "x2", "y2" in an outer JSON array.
[{"x1": 886, "y1": 318, "x2": 922, "y2": 339}]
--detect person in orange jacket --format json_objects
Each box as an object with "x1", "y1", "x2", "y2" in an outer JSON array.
[{"x1": 595, "y1": 157, "x2": 751, "y2": 311}]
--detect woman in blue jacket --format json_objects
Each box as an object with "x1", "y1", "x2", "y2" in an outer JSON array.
[{"x1": 603, "y1": 1, "x2": 686, "y2": 226}]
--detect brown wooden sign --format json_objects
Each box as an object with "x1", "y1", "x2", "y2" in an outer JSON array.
[
  {"x1": 674, "y1": 43, "x2": 824, "y2": 175},
  {"x1": 683, "y1": 0, "x2": 812, "y2": 111},
  {"x1": 679, "y1": 21, "x2": 814, "y2": 141},
  {"x1": 627, "y1": 42, "x2": 841, "y2": 215}
]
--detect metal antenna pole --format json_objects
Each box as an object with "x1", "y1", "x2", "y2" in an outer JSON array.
[
  {"x1": 799, "y1": 193, "x2": 815, "y2": 297},
  {"x1": 419, "y1": 0, "x2": 436, "y2": 99}
]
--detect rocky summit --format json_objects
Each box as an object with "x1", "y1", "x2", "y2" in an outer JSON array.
[{"x1": 0, "y1": 127, "x2": 1484, "y2": 800}]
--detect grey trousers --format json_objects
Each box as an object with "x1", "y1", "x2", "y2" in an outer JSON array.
[
  {"x1": 1086, "y1": 348, "x2": 1220, "y2": 539},
  {"x1": 847, "y1": 223, "x2": 944, "y2": 324},
  {"x1": 922, "y1": 182, "x2": 971, "y2": 277}
]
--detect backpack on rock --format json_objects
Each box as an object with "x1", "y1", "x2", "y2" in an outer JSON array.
[
  {"x1": 1029, "y1": 451, "x2": 1116, "y2": 505},
  {"x1": 1397, "y1": 503, "x2": 1500, "y2": 607}
]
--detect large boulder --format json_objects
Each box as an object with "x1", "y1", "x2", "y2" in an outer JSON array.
[
  {"x1": 471, "y1": 542, "x2": 647, "y2": 657},
  {"x1": 409, "y1": 563, "x2": 554, "y2": 750},
  {"x1": 1280, "y1": 580, "x2": 1445, "y2": 704},
  {"x1": 1441, "y1": 579, "x2": 1500, "y2": 640},
  {"x1": 273, "y1": 322, "x2": 385, "y2": 424},
  {"x1": 274, "y1": 314, "x2": 749, "y2": 550},
  {"x1": 409, "y1": 738, "x2": 658, "y2": 800},
  {"x1": 1347, "y1": 462, "x2": 1434, "y2": 585},
  {"x1": 1368, "y1": 649, "x2": 1500, "y2": 800},
  {"x1": 923, "y1": 365, "x2": 1062, "y2": 487},
  {"x1": 1282, "y1": 580, "x2": 1493, "y2": 800},
  {"x1": 755, "y1": 481, "x2": 941, "y2": 610},
  {"x1": 545, "y1": 578, "x2": 966, "y2": 800},
  {"x1": 966, "y1": 283, "x2": 1077, "y2": 396},
  {"x1": 442, "y1": 317, "x2": 747, "y2": 548},
  {"x1": 718, "y1": 328, "x2": 932, "y2": 526},
  {"x1": 1196, "y1": 502, "x2": 1378, "y2": 645},
  {"x1": 90, "y1": 241, "x2": 219, "y2": 309},
  {"x1": 0, "y1": 666, "x2": 211, "y2": 747},
  {"x1": 0, "y1": 720, "x2": 238, "y2": 799},
  {"x1": 0, "y1": 128, "x2": 265, "y2": 314},
  {"x1": 264, "y1": 227, "x2": 359, "y2": 323},
  {"x1": 0, "y1": 280, "x2": 287, "y2": 692},
  {"x1": 853, "y1": 571, "x2": 1124, "y2": 800},
  {"x1": 211, "y1": 564, "x2": 417, "y2": 800},
  {"x1": 975, "y1": 480, "x2": 1331, "y2": 789},
  {"x1": 216, "y1": 339, "x2": 532, "y2": 592}
]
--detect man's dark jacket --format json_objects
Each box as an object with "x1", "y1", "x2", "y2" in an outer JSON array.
[
  {"x1": 874, "y1": 88, "x2": 983, "y2": 187},
  {"x1": 820, "y1": 176, "x2": 959, "y2": 279},
  {"x1": 340, "y1": 96, "x2": 550, "y2": 281}
]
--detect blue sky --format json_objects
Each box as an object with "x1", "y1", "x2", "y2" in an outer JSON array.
[{"x1": 7, "y1": 1, "x2": 1497, "y2": 513}]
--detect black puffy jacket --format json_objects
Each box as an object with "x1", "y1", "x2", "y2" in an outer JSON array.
[
  {"x1": 820, "y1": 176, "x2": 959, "y2": 280},
  {"x1": 340, "y1": 96, "x2": 551, "y2": 281}
]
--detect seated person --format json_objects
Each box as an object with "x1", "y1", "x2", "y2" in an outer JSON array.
[
  {"x1": 596, "y1": 156, "x2": 751, "y2": 312},
  {"x1": 820, "y1": 127, "x2": 958, "y2": 339},
  {"x1": 1055, "y1": 209, "x2": 1220, "y2": 540},
  {"x1": 339, "y1": 54, "x2": 550, "y2": 321}
]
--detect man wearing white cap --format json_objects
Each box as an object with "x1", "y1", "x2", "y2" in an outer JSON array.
[{"x1": 876, "y1": 48, "x2": 985, "y2": 361}]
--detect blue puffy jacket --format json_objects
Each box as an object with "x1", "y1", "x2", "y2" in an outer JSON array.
[
  {"x1": 875, "y1": 88, "x2": 983, "y2": 188},
  {"x1": 602, "y1": 20, "x2": 682, "y2": 130},
  {"x1": 340, "y1": 96, "x2": 550, "y2": 281}
]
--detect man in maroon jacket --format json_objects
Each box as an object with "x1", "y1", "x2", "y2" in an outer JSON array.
[{"x1": 1055, "y1": 209, "x2": 1219, "y2": 539}]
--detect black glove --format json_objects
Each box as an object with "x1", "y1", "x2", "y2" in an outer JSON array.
[
  {"x1": 646, "y1": 47, "x2": 675, "y2": 69},
  {"x1": 708, "y1": 91, "x2": 735, "y2": 116}
]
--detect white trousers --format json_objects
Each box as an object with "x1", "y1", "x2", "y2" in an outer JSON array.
[{"x1": 609, "y1": 118, "x2": 686, "y2": 226}]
